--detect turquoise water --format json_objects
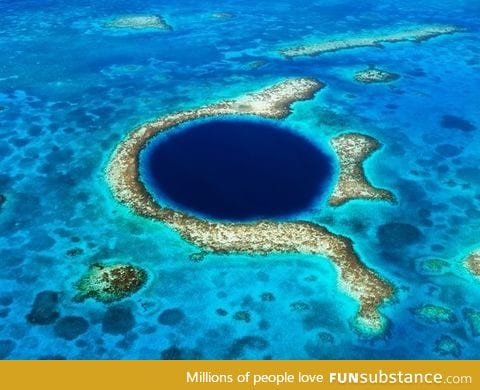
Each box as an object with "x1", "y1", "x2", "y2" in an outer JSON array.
[{"x1": 0, "y1": 0, "x2": 479, "y2": 359}]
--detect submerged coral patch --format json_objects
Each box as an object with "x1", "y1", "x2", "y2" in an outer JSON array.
[
  {"x1": 354, "y1": 67, "x2": 400, "y2": 84},
  {"x1": 158, "y1": 308, "x2": 185, "y2": 326},
  {"x1": 377, "y1": 223, "x2": 422, "y2": 248},
  {"x1": 141, "y1": 119, "x2": 334, "y2": 221},
  {"x1": 434, "y1": 144, "x2": 462, "y2": 158},
  {"x1": 54, "y1": 316, "x2": 89, "y2": 340},
  {"x1": 0, "y1": 340, "x2": 15, "y2": 359},
  {"x1": 434, "y1": 335, "x2": 462, "y2": 357},
  {"x1": 26, "y1": 291, "x2": 60, "y2": 325},
  {"x1": 415, "y1": 257, "x2": 450, "y2": 275},
  {"x1": 440, "y1": 115, "x2": 476, "y2": 132},
  {"x1": 0, "y1": 194, "x2": 6, "y2": 210},
  {"x1": 106, "y1": 15, "x2": 172, "y2": 30},
  {"x1": 463, "y1": 308, "x2": 480, "y2": 337},
  {"x1": 102, "y1": 305, "x2": 135, "y2": 335},
  {"x1": 411, "y1": 304, "x2": 457, "y2": 324}
]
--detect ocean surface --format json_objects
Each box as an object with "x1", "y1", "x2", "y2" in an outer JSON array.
[
  {"x1": 140, "y1": 118, "x2": 335, "y2": 221},
  {"x1": 0, "y1": 0, "x2": 479, "y2": 359}
]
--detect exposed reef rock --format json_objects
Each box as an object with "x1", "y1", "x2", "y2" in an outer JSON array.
[
  {"x1": 354, "y1": 67, "x2": 400, "y2": 83},
  {"x1": 106, "y1": 78, "x2": 394, "y2": 333},
  {"x1": 280, "y1": 25, "x2": 464, "y2": 58},
  {"x1": 107, "y1": 15, "x2": 172, "y2": 30},
  {"x1": 329, "y1": 133, "x2": 395, "y2": 206},
  {"x1": 74, "y1": 263, "x2": 147, "y2": 303},
  {"x1": 465, "y1": 250, "x2": 480, "y2": 277}
]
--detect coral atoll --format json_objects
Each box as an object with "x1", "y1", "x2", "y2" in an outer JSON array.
[
  {"x1": 74, "y1": 263, "x2": 147, "y2": 303},
  {"x1": 106, "y1": 78, "x2": 394, "y2": 332}
]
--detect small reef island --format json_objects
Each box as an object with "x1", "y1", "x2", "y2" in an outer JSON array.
[
  {"x1": 280, "y1": 25, "x2": 464, "y2": 58},
  {"x1": 106, "y1": 15, "x2": 172, "y2": 30},
  {"x1": 107, "y1": 78, "x2": 395, "y2": 333},
  {"x1": 465, "y1": 249, "x2": 480, "y2": 277},
  {"x1": 75, "y1": 263, "x2": 147, "y2": 303},
  {"x1": 329, "y1": 134, "x2": 395, "y2": 206},
  {"x1": 354, "y1": 67, "x2": 400, "y2": 84}
]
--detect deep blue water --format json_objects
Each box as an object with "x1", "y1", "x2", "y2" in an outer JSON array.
[
  {"x1": 0, "y1": 0, "x2": 479, "y2": 359},
  {"x1": 141, "y1": 119, "x2": 334, "y2": 221}
]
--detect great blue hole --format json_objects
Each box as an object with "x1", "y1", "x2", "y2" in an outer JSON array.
[{"x1": 140, "y1": 118, "x2": 334, "y2": 221}]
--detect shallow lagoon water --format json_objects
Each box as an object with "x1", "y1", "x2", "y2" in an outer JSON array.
[{"x1": 0, "y1": 0, "x2": 479, "y2": 359}]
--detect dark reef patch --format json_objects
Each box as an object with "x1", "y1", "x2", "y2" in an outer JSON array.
[
  {"x1": 228, "y1": 336, "x2": 269, "y2": 359},
  {"x1": 158, "y1": 308, "x2": 185, "y2": 326},
  {"x1": 440, "y1": 115, "x2": 476, "y2": 132},
  {"x1": 38, "y1": 355, "x2": 66, "y2": 360},
  {"x1": 26, "y1": 291, "x2": 60, "y2": 325},
  {"x1": 0, "y1": 295, "x2": 13, "y2": 306},
  {"x1": 434, "y1": 144, "x2": 462, "y2": 158},
  {"x1": 434, "y1": 335, "x2": 462, "y2": 357},
  {"x1": 0, "y1": 339, "x2": 15, "y2": 359},
  {"x1": 233, "y1": 310, "x2": 251, "y2": 322},
  {"x1": 160, "y1": 345, "x2": 202, "y2": 360},
  {"x1": 0, "y1": 194, "x2": 6, "y2": 210},
  {"x1": 161, "y1": 345, "x2": 183, "y2": 360},
  {"x1": 102, "y1": 305, "x2": 135, "y2": 335},
  {"x1": 377, "y1": 223, "x2": 423, "y2": 247},
  {"x1": 141, "y1": 119, "x2": 334, "y2": 221},
  {"x1": 456, "y1": 167, "x2": 480, "y2": 185},
  {"x1": 261, "y1": 292, "x2": 275, "y2": 302},
  {"x1": 54, "y1": 316, "x2": 89, "y2": 340}
]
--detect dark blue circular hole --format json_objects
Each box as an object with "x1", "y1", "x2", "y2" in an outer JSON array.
[{"x1": 140, "y1": 118, "x2": 334, "y2": 221}]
